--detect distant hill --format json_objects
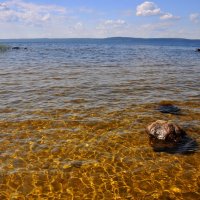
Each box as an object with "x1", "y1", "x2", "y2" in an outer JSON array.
[{"x1": 0, "y1": 37, "x2": 200, "y2": 47}]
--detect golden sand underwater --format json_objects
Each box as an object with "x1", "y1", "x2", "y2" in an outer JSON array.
[{"x1": 0, "y1": 100, "x2": 199, "y2": 199}]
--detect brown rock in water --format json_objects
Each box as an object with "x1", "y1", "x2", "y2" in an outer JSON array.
[{"x1": 147, "y1": 120, "x2": 186, "y2": 143}]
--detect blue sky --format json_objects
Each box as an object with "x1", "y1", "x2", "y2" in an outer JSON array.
[{"x1": 0, "y1": 0, "x2": 199, "y2": 39}]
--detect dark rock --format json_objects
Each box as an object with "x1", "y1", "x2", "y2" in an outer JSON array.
[
  {"x1": 12, "y1": 47, "x2": 20, "y2": 50},
  {"x1": 12, "y1": 47, "x2": 28, "y2": 50},
  {"x1": 196, "y1": 48, "x2": 200, "y2": 52},
  {"x1": 157, "y1": 104, "x2": 180, "y2": 114},
  {"x1": 147, "y1": 120, "x2": 185, "y2": 142}
]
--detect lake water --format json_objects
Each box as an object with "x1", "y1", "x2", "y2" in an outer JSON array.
[{"x1": 0, "y1": 38, "x2": 200, "y2": 199}]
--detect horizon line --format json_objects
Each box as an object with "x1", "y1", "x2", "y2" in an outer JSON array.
[{"x1": 0, "y1": 36, "x2": 200, "y2": 41}]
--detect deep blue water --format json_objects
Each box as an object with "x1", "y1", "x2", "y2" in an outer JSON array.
[{"x1": 1, "y1": 38, "x2": 200, "y2": 69}]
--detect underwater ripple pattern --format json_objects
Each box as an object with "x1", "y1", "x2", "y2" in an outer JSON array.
[{"x1": 0, "y1": 39, "x2": 200, "y2": 199}]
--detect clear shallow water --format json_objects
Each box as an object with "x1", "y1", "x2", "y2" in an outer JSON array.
[{"x1": 0, "y1": 38, "x2": 200, "y2": 199}]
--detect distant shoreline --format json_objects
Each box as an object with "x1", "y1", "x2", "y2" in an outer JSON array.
[{"x1": 0, "y1": 37, "x2": 200, "y2": 41}]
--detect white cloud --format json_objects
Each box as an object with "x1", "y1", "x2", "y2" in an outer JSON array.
[
  {"x1": 0, "y1": 0, "x2": 67, "y2": 24},
  {"x1": 0, "y1": 0, "x2": 199, "y2": 39},
  {"x1": 141, "y1": 22, "x2": 173, "y2": 32},
  {"x1": 138, "y1": 22, "x2": 189, "y2": 38},
  {"x1": 160, "y1": 13, "x2": 180, "y2": 20},
  {"x1": 190, "y1": 13, "x2": 199, "y2": 23},
  {"x1": 136, "y1": 1, "x2": 161, "y2": 16},
  {"x1": 95, "y1": 19, "x2": 127, "y2": 37},
  {"x1": 41, "y1": 14, "x2": 50, "y2": 22},
  {"x1": 0, "y1": 2, "x2": 9, "y2": 10},
  {"x1": 74, "y1": 22, "x2": 83, "y2": 30},
  {"x1": 96, "y1": 19, "x2": 126, "y2": 30},
  {"x1": 136, "y1": 1, "x2": 180, "y2": 21},
  {"x1": 104, "y1": 19, "x2": 126, "y2": 26},
  {"x1": 0, "y1": 0, "x2": 82, "y2": 38}
]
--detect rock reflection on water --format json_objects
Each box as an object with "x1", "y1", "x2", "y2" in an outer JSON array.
[
  {"x1": 150, "y1": 135, "x2": 199, "y2": 154},
  {"x1": 0, "y1": 101, "x2": 200, "y2": 199}
]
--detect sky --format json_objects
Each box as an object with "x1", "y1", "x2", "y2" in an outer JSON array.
[{"x1": 0, "y1": 0, "x2": 200, "y2": 39}]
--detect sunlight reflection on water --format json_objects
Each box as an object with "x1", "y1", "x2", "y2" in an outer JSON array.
[{"x1": 0, "y1": 39, "x2": 200, "y2": 199}]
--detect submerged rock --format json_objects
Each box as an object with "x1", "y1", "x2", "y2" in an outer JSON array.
[
  {"x1": 157, "y1": 103, "x2": 180, "y2": 114},
  {"x1": 147, "y1": 120, "x2": 185, "y2": 142}
]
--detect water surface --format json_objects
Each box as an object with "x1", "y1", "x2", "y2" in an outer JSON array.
[{"x1": 0, "y1": 38, "x2": 200, "y2": 199}]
